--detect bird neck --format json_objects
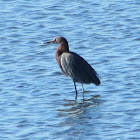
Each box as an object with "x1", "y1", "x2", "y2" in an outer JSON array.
[
  {"x1": 56, "y1": 41, "x2": 69, "y2": 57},
  {"x1": 55, "y1": 42, "x2": 69, "y2": 74}
]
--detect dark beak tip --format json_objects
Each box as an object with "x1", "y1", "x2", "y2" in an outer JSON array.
[{"x1": 43, "y1": 41, "x2": 51, "y2": 44}]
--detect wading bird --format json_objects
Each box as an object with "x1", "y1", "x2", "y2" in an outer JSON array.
[{"x1": 44, "y1": 36, "x2": 101, "y2": 99}]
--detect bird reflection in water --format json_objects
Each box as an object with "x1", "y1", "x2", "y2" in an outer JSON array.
[
  {"x1": 57, "y1": 95, "x2": 101, "y2": 117},
  {"x1": 53, "y1": 95, "x2": 103, "y2": 138}
]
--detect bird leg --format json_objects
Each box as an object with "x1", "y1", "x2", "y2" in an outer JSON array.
[
  {"x1": 73, "y1": 81, "x2": 78, "y2": 99},
  {"x1": 82, "y1": 84, "x2": 85, "y2": 98},
  {"x1": 82, "y1": 84, "x2": 84, "y2": 92}
]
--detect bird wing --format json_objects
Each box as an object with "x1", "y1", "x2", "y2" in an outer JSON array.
[{"x1": 60, "y1": 52, "x2": 100, "y2": 85}]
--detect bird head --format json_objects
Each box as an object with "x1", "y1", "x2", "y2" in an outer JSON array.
[{"x1": 44, "y1": 36, "x2": 66, "y2": 44}]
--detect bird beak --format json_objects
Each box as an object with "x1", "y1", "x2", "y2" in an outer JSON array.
[{"x1": 43, "y1": 39, "x2": 55, "y2": 44}]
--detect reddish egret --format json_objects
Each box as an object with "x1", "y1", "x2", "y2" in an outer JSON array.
[{"x1": 44, "y1": 36, "x2": 101, "y2": 99}]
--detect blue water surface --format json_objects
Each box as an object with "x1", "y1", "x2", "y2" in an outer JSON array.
[{"x1": 0, "y1": 0, "x2": 140, "y2": 139}]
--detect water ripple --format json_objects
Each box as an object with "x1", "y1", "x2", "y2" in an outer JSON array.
[{"x1": 0, "y1": 0, "x2": 140, "y2": 139}]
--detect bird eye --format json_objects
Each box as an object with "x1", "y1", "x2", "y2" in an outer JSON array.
[{"x1": 54, "y1": 38, "x2": 58, "y2": 43}]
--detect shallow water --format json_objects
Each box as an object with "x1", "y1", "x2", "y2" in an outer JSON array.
[{"x1": 0, "y1": 0, "x2": 140, "y2": 139}]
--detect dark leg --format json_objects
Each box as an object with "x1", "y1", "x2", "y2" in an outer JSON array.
[{"x1": 74, "y1": 81, "x2": 78, "y2": 99}]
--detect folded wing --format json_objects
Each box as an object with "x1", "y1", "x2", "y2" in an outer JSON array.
[{"x1": 60, "y1": 52, "x2": 101, "y2": 85}]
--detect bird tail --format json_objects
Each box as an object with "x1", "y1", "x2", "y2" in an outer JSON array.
[
  {"x1": 91, "y1": 69, "x2": 101, "y2": 85},
  {"x1": 93, "y1": 74, "x2": 101, "y2": 86},
  {"x1": 95, "y1": 77, "x2": 101, "y2": 85}
]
